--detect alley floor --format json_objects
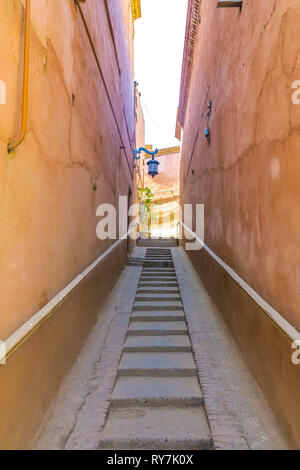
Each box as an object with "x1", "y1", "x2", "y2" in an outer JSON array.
[{"x1": 32, "y1": 246, "x2": 289, "y2": 450}]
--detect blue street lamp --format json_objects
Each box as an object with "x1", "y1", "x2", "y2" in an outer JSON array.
[{"x1": 134, "y1": 147, "x2": 160, "y2": 178}]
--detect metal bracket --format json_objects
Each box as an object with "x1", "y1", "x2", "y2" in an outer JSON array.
[{"x1": 134, "y1": 147, "x2": 158, "y2": 161}]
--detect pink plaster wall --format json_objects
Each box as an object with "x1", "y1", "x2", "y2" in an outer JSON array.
[{"x1": 0, "y1": 0, "x2": 136, "y2": 339}]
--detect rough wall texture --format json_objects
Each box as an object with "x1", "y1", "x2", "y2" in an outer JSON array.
[
  {"x1": 179, "y1": 0, "x2": 300, "y2": 446},
  {"x1": 181, "y1": 0, "x2": 300, "y2": 329},
  {"x1": 0, "y1": 0, "x2": 135, "y2": 339},
  {"x1": 0, "y1": 0, "x2": 137, "y2": 448}
]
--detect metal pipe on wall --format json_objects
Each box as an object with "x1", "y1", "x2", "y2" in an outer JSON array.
[{"x1": 8, "y1": 0, "x2": 31, "y2": 153}]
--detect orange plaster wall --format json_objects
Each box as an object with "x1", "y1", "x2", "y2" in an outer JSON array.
[
  {"x1": 181, "y1": 0, "x2": 300, "y2": 331},
  {"x1": 0, "y1": 0, "x2": 136, "y2": 339},
  {"x1": 180, "y1": 0, "x2": 300, "y2": 447}
]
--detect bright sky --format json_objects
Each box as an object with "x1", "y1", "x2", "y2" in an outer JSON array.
[{"x1": 134, "y1": 0, "x2": 188, "y2": 149}]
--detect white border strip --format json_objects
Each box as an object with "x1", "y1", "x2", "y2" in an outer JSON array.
[
  {"x1": 181, "y1": 221, "x2": 300, "y2": 343},
  {"x1": 0, "y1": 232, "x2": 131, "y2": 363}
]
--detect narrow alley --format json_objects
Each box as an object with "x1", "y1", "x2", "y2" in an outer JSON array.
[
  {"x1": 33, "y1": 244, "x2": 288, "y2": 450},
  {"x1": 1, "y1": 0, "x2": 300, "y2": 454}
]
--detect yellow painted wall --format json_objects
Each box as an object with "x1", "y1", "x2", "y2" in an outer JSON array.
[{"x1": 143, "y1": 150, "x2": 180, "y2": 237}]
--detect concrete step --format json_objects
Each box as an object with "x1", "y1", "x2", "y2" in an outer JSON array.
[
  {"x1": 137, "y1": 287, "x2": 179, "y2": 294},
  {"x1": 146, "y1": 250, "x2": 172, "y2": 252},
  {"x1": 144, "y1": 256, "x2": 173, "y2": 259},
  {"x1": 144, "y1": 259, "x2": 173, "y2": 262},
  {"x1": 137, "y1": 238, "x2": 178, "y2": 247},
  {"x1": 131, "y1": 311, "x2": 185, "y2": 321},
  {"x1": 139, "y1": 281, "x2": 178, "y2": 288},
  {"x1": 144, "y1": 256, "x2": 173, "y2": 262},
  {"x1": 99, "y1": 407, "x2": 212, "y2": 450},
  {"x1": 128, "y1": 321, "x2": 188, "y2": 336},
  {"x1": 146, "y1": 254, "x2": 172, "y2": 257},
  {"x1": 123, "y1": 335, "x2": 192, "y2": 352},
  {"x1": 139, "y1": 279, "x2": 178, "y2": 285},
  {"x1": 142, "y1": 268, "x2": 175, "y2": 272},
  {"x1": 140, "y1": 274, "x2": 176, "y2": 279},
  {"x1": 135, "y1": 294, "x2": 181, "y2": 302},
  {"x1": 143, "y1": 263, "x2": 174, "y2": 268},
  {"x1": 133, "y1": 301, "x2": 183, "y2": 311},
  {"x1": 140, "y1": 278, "x2": 177, "y2": 283},
  {"x1": 111, "y1": 376, "x2": 203, "y2": 408},
  {"x1": 141, "y1": 272, "x2": 176, "y2": 277},
  {"x1": 146, "y1": 253, "x2": 171, "y2": 256},
  {"x1": 141, "y1": 272, "x2": 175, "y2": 276},
  {"x1": 143, "y1": 264, "x2": 174, "y2": 269},
  {"x1": 118, "y1": 352, "x2": 197, "y2": 377}
]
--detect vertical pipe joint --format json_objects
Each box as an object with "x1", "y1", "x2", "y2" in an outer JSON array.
[{"x1": 8, "y1": 0, "x2": 31, "y2": 154}]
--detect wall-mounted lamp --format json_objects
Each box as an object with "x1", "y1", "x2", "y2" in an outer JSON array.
[
  {"x1": 134, "y1": 147, "x2": 160, "y2": 178},
  {"x1": 217, "y1": 0, "x2": 242, "y2": 8}
]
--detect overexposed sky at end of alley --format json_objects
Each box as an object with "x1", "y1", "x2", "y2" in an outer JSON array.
[{"x1": 134, "y1": 0, "x2": 188, "y2": 149}]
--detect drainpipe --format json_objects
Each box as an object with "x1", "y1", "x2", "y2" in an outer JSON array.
[{"x1": 8, "y1": 0, "x2": 31, "y2": 153}]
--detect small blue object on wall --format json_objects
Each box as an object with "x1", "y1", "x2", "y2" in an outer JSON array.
[{"x1": 204, "y1": 127, "x2": 211, "y2": 145}]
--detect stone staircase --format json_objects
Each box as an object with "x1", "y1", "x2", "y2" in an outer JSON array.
[
  {"x1": 99, "y1": 248, "x2": 212, "y2": 450},
  {"x1": 137, "y1": 238, "x2": 179, "y2": 247}
]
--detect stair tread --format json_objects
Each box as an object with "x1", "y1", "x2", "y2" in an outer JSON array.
[
  {"x1": 132, "y1": 311, "x2": 185, "y2": 321},
  {"x1": 135, "y1": 294, "x2": 181, "y2": 301},
  {"x1": 128, "y1": 321, "x2": 187, "y2": 335},
  {"x1": 134, "y1": 301, "x2": 182, "y2": 311},
  {"x1": 99, "y1": 407, "x2": 211, "y2": 450},
  {"x1": 123, "y1": 335, "x2": 191, "y2": 351},
  {"x1": 111, "y1": 376, "x2": 202, "y2": 405},
  {"x1": 137, "y1": 287, "x2": 179, "y2": 293},
  {"x1": 119, "y1": 352, "x2": 197, "y2": 376}
]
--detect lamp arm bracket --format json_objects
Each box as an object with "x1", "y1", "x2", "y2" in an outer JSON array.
[{"x1": 134, "y1": 147, "x2": 158, "y2": 160}]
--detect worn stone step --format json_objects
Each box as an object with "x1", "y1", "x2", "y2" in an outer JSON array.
[
  {"x1": 146, "y1": 254, "x2": 171, "y2": 257},
  {"x1": 133, "y1": 301, "x2": 183, "y2": 311},
  {"x1": 141, "y1": 273, "x2": 176, "y2": 277},
  {"x1": 111, "y1": 376, "x2": 203, "y2": 408},
  {"x1": 146, "y1": 250, "x2": 171, "y2": 253},
  {"x1": 131, "y1": 311, "x2": 185, "y2": 322},
  {"x1": 123, "y1": 335, "x2": 192, "y2": 352},
  {"x1": 145, "y1": 255, "x2": 171, "y2": 258},
  {"x1": 141, "y1": 272, "x2": 176, "y2": 277},
  {"x1": 139, "y1": 281, "x2": 178, "y2": 288},
  {"x1": 137, "y1": 287, "x2": 179, "y2": 294},
  {"x1": 140, "y1": 280, "x2": 177, "y2": 286},
  {"x1": 142, "y1": 267, "x2": 176, "y2": 274},
  {"x1": 135, "y1": 294, "x2": 181, "y2": 302},
  {"x1": 144, "y1": 259, "x2": 173, "y2": 262},
  {"x1": 140, "y1": 279, "x2": 177, "y2": 285},
  {"x1": 128, "y1": 321, "x2": 188, "y2": 336},
  {"x1": 146, "y1": 255, "x2": 171, "y2": 258},
  {"x1": 143, "y1": 264, "x2": 174, "y2": 269},
  {"x1": 118, "y1": 352, "x2": 197, "y2": 377},
  {"x1": 99, "y1": 407, "x2": 212, "y2": 450}
]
